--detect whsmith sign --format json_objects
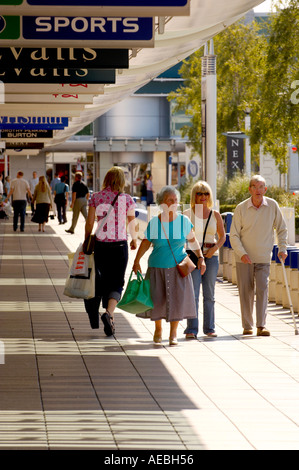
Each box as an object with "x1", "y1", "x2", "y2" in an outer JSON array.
[
  {"x1": 0, "y1": 116, "x2": 69, "y2": 129},
  {"x1": 0, "y1": 15, "x2": 154, "y2": 48},
  {"x1": 0, "y1": 1, "x2": 190, "y2": 17}
]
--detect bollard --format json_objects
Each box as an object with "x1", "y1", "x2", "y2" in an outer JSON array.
[
  {"x1": 282, "y1": 247, "x2": 298, "y2": 308},
  {"x1": 289, "y1": 251, "x2": 299, "y2": 313},
  {"x1": 269, "y1": 245, "x2": 278, "y2": 302}
]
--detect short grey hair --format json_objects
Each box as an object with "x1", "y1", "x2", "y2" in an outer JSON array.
[
  {"x1": 250, "y1": 175, "x2": 266, "y2": 186},
  {"x1": 156, "y1": 185, "x2": 180, "y2": 206}
]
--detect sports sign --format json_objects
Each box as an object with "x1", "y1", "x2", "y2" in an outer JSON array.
[
  {"x1": 0, "y1": 0, "x2": 190, "y2": 17},
  {"x1": 0, "y1": 15, "x2": 154, "y2": 48}
]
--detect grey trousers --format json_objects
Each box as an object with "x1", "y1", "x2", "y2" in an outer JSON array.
[{"x1": 235, "y1": 262, "x2": 270, "y2": 330}]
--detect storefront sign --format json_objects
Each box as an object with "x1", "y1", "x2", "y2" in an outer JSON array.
[
  {"x1": 0, "y1": 1, "x2": 190, "y2": 16},
  {"x1": 0, "y1": 129, "x2": 53, "y2": 138},
  {"x1": 5, "y1": 141, "x2": 44, "y2": 149},
  {"x1": 0, "y1": 116, "x2": 68, "y2": 129},
  {"x1": 0, "y1": 47, "x2": 129, "y2": 69},
  {"x1": 0, "y1": 15, "x2": 154, "y2": 47},
  {"x1": 0, "y1": 67, "x2": 115, "y2": 83},
  {"x1": 227, "y1": 134, "x2": 244, "y2": 178}
]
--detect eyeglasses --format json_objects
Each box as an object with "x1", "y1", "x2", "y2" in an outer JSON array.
[{"x1": 196, "y1": 192, "x2": 210, "y2": 196}]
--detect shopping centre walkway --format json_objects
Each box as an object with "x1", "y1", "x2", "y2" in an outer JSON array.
[{"x1": 1, "y1": 213, "x2": 299, "y2": 451}]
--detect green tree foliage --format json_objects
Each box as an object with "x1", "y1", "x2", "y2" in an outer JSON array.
[
  {"x1": 169, "y1": 0, "x2": 299, "y2": 174},
  {"x1": 251, "y1": 0, "x2": 299, "y2": 173},
  {"x1": 169, "y1": 20, "x2": 267, "y2": 164}
]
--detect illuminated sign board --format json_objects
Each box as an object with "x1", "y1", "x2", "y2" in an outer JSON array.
[{"x1": 0, "y1": 15, "x2": 154, "y2": 47}]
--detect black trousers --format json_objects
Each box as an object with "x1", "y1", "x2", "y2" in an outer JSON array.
[
  {"x1": 12, "y1": 200, "x2": 27, "y2": 231},
  {"x1": 84, "y1": 240, "x2": 128, "y2": 329}
]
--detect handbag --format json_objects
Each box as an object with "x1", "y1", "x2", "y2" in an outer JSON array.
[
  {"x1": 117, "y1": 270, "x2": 154, "y2": 314},
  {"x1": 159, "y1": 216, "x2": 196, "y2": 278},
  {"x1": 63, "y1": 252, "x2": 95, "y2": 299},
  {"x1": 82, "y1": 192, "x2": 120, "y2": 255},
  {"x1": 187, "y1": 209, "x2": 213, "y2": 265}
]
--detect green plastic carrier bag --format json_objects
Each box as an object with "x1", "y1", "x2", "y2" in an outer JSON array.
[{"x1": 117, "y1": 270, "x2": 154, "y2": 314}]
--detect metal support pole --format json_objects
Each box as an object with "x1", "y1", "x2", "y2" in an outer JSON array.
[
  {"x1": 201, "y1": 40, "x2": 217, "y2": 204},
  {"x1": 245, "y1": 109, "x2": 251, "y2": 177}
]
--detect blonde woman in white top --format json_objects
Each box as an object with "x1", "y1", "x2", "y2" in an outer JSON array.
[{"x1": 184, "y1": 181, "x2": 225, "y2": 338}]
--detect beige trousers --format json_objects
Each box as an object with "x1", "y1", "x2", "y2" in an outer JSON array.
[
  {"x1": 69, "y1": 197, "x2": 88, "y2": 232},
  {"x1": 236, "y1": 262, "x2": 270, "y2": 330}
]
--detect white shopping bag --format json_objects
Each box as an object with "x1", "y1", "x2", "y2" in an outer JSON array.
[
  {"x1": 64, "y1": 252, "x2": 95, "y2": 299},
  {"x1": 69, "y1": 243, "x2": 89, "y2": 277}
]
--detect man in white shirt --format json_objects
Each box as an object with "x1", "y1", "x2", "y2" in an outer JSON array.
[
  {"x1": 230, "y1": 175, "x2": 287, "y2": 336},
  {"x1": 5, "y1": 171, "x2": 32, "y2": 232}
]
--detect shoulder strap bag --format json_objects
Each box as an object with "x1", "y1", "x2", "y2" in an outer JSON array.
[
  {"x1": 159, "y1": 215, "x2": 196, "y2": 278},
  {"x1": 83, "y1": 192, "x2": 120, "y2": 255},
  {"x1": 187, "y1": 209, "x2": 213, "y2": 265}
]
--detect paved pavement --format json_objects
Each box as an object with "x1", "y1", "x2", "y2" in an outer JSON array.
[{"x1": 1, "y1": 212, "x2": 299, "y2": 451}]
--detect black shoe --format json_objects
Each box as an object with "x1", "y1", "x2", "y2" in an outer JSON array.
[
  {"x1": 65, "y1": 229, "x2": 74, "y2": 234},
  {"x1": 101, "y1": 312, "x2": 115, "y2": 336}
]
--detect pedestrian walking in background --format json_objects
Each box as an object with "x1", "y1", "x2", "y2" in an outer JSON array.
[
  {"x1": 146, "y1": 174, "x2": 154, "y2": 206},
  {"x1": 230, "y1": 174, "x2": 288, "y2": 336},
  {"x1": 29, "y1": 171, "x2": 39, "y2": 216},
  {"x1": 31, "y1": 175, "x2": 53, "y2": 232},
  {"x1": 54, "y1": 175, "x2": 69, "y2": 225},
  {"x1": 184, "y1": 181, "x2": 226, "y2": 339},
  {"x1": 5, "y1": 171, "x2": 32, "y2": 232},
  {"x1": 83, "y1": 166, "x2": 138, "y2": 336},
  {"x1": 65, "y1": 172, "x2": 89, "y2": 234},
  {"x1": 133, "y1": 185, "x2": 206, "y2": 346},
  {"x1": 3, "y1": 176, "x2": 10, "y2": 198}
]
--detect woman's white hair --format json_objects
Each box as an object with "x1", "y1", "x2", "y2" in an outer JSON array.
[{"x1": 156, "y1": 185, "x2": 180, "y2": 206}]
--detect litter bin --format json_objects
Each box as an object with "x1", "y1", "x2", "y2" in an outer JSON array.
[{"x1": 221, "y1": 212, "x2": 233, "y2": 233}]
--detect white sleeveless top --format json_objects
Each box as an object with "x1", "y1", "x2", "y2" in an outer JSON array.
[{"x1": 185, "y1": 208, "x2": 219, "y2": 256}]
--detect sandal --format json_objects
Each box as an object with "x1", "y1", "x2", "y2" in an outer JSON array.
[
  {"x1": 101, "y1": 311, "x2": 115, "y2": 336},
  {"x1": 185, "y1": 333, "x2": 197, "y2": 340}
]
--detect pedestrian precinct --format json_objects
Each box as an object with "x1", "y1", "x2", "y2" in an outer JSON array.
[
  {"x1": 31, "y1": 175, "x2": 53, "y2": 232},
  {"x1": 65, "y1": 172, "x2": 89, "y2": 234},
  {"x1": 5, "y1": 171, "x2": 32, "y2": 232},
  {"x1": 29, "y1": 171, "x2": 39, "y2": 215},
  {"x1": 230, "y1": 174, "x2": 288, "y2": 336},
  {"x1": 54, "y1": 175, "x2": 69, "y2": 225},
  {"x1": 184, "y1": 181, "x2": 226, "y2": 339},
  {"x1": 133, "y1": 185, "x2": 206, "y2": 346},
  {"x1": 83, "y1": 166, "x2": 138, "y2": 336}
]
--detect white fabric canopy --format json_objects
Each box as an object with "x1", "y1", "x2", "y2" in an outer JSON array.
[{"x1": 2, "y1": 0, "x2": 265, "y2": 150}]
